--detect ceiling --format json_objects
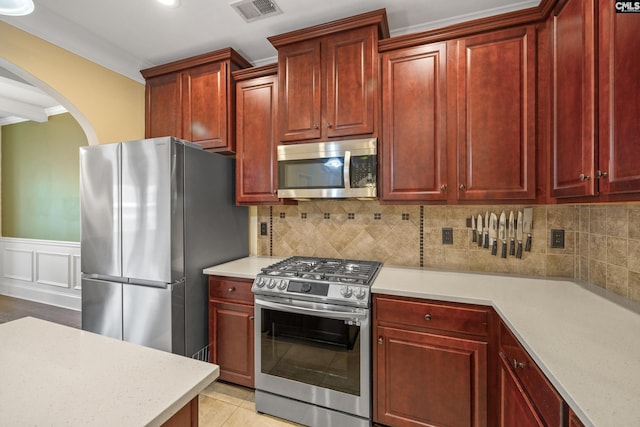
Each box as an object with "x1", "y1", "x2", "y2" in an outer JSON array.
[{"x1": 0, "y1": 0, "x2": 539, "y2": 124}]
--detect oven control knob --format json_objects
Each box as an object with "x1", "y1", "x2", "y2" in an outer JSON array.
[
  {"x1": 354, "y1": 287, "x2": 367, "y2": 300},
  {"x1": 255, "y1": 277, "x2": 266, "y2": 288},
  {"x1": 267, "y1": 279, "x2": 277, "y2": 289},
  {"x1": 277, "y1": 279, "x2": 287, "y2": 290},
  {"x1": 340, "y1": 286, "x2": 353, "y2": 298}
]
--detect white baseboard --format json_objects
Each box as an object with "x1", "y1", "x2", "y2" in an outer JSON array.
[{"x1": 0, "y1": 237, "x2": 81, "y2": 311}]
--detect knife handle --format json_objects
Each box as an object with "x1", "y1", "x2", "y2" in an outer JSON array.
[
  {"x1": 472, "y1": 230, "x2": 477, "y2": 243},
  {"x1": 484, "y1": 233, "x2": 489, "y2": 249},
  {"x1": 478, "y1": 233, "x2": 483, "y2": 247},
  {"x1": 501, "y1": 243, "x2": 507, "y2": 258},
  {"x1": 525, "y1": 235, "x2": 532, "y2": 252},
  {"x1": 509, "y1": 239, "x2": 515, "y2": 256},
  {"x1": 491, "y1": 241, "x2": 498, "y2": 256},
  {"x1": 516, "y1": 242, "x2": 523, "y2": 259}
]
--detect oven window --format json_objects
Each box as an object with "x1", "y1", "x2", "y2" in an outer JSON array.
[
  {"x1": 260, "y1": 308, "x2": 361, "y2": 396},
  {"x1": 278, "y1": 158, "x2": 344, "y2": 189}
]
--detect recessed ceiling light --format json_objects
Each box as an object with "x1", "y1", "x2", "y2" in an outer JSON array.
[
  {"x1": 156, "y1": 0, "x2": 181, "y2": 7},
  {"x1": 0, "y1": 0, "x2": 35, "y2": 16}
]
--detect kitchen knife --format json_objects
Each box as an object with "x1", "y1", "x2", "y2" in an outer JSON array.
[
  {"x1": 471, "y1": 215, "x2": 477, "y2": 243},
  {"x1": 516, "y1": 211, "x2": 523, "y2": 259},
  {"x1": 477, "y1": 214, "x2": 484, "y2": 247},
  {"x1": 499, "y1": 211, "x2": 507, "y2": 258},
  {"x1": 489, "y1": 213, "x2": 498, "y2": 255},
  {"x1": 484, "y1": 211, "x2": 490, "y2": 249},
  {"x1": 523, "y1": 207, "x2": 533, "y2": 252},
  {"x1": 508, "y1": 211, "x2": 515, "y2": 256}
]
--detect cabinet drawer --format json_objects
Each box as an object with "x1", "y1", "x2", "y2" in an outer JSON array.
[
  {"x1": 500, "y1": 322, "x2": 565, "y2": 426},
  {"x1": 208, "y1": 276, "x2": 253, "y2": 303},
  {"x1": 374, "y1": 295, "x2": 488, "y2": 336}
]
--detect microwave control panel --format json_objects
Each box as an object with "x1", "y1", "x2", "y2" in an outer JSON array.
[{"x1": 351, "y1": 155, "x2": 377, "y2": 188}]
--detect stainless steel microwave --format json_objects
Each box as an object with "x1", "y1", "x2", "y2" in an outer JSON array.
[{"x1": 277, "y1": 138, "x2": 377, "y2": 199}]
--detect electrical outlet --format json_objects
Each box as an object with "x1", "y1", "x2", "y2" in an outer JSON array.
[
  {"x1": 260, "y1": 222, "x2": 268, "y2": 236},
  {"x1": 550, "y1": 229, "x2": 564, "y2": 249},
  {"x1": 442, "y1": 228, "x2": 454, "y2": 245}
]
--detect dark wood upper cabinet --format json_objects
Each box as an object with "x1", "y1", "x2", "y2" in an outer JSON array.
[
  {"x1": 380, "y1": 42, "x2": 448, "y2": 202},
  {"x1": 551, "y1": 0, "x2": 597, "y2": 198},
  {"x1": 456, "y1": 25, "x2": 537, "y2": 201},
  {"x1": 141, "y1": 48, "x2": 251, "y2": 153},
  {"x1": 269, "y1": 9, "x2": 389, "y2": 144},
  {"x1": 597, "y1": 0, "x2": 640, "y2": 195},
  {"x1": 551, "y1": 0, "x2": 640, "y2": 200},
  {"x1": 234, "y1": 65, "x2": 281, "y2": 205}
]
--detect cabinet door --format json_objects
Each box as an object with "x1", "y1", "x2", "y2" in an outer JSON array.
[
  {"x1": 598, "y1": 0, "x2": 640, "y2": 194},
  {"x1": 499, "y1": 353, "x2": 544, "y2": 427},
  {"x1": 456, "y1": 26, "x2": 536, "y2": 201},
  {"x1": 551, "y1": 0, "x2": 597, "y2": 197},
  {"x1": 278, "y1": 39, "x2": 322, "y2": 142},
  {"x1": 381, "y1": 43, "x2": 448, "y2": 202},
  {"x1": 145, "y1": 72, "x2": 181, "y2": 139},
  {"x1": 375, "y1": 325, "x2": 487, "y2": 427},
  {"x1": 236, "y1": 75, "x2": 280, "y2": 204},
  {"x1": 325, "y1": 26, "x2": 376, "y2": 138},
  {"x1": 209, "y1": 300, "x2": 254, "y2": 387},
  {"x1": 182, "y1": 62, "x2": 228, "y2": 150}
]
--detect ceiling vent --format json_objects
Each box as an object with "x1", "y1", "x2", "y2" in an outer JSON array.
[{"x1": 230, "y1": 0, "x2": 282, "y2": 23}]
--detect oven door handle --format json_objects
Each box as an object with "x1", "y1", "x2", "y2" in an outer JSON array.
[{"x1": 254, "y1": 296, "x2": 367, "y2": 322}]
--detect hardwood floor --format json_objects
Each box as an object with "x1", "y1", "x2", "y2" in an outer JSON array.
[{"x1": 0, "y1": 295, "x2": 81, "y2": 328}]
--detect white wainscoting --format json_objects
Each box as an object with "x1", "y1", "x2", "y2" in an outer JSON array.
[{"x1": 0, "y1": 237, "x2": 81, "y2": 311}]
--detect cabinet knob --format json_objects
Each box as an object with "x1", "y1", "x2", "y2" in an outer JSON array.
[
  {"x1": 579, "y1": 173, "x2": 591, "y2": 181},
  {"x1": 596, "y1": 170, "x2": 609, "y2": 178},
  {"x1": 440, "y1": 185, "x2": 447, "y2": 191},
  {"x1": 424, "y1": 314, "x2": 432, "y2": 321},
  {"x1": 249, "y1": 316, "x2": 255, "y2": 321},
  {"x1": 459, "y1": 184, "x2": 466, "y2": 191},
  {"x1": 513, "y1": 359, "x2": 526, "y2": 369},
  {"x1": 313, "y1": 123, "x2": 319, "y2": 129},
  {"x1": 228, "y1": 287, "x2": 235, "y2": 293},
  {"x1": 378, "y1": 337, "x2": 384, "y2": 344},
  {"x1": 327, "y1": 123, "x2": 333, "y2": 128}
]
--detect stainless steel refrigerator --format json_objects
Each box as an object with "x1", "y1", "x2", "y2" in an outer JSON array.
[{"x1": 80, "y1": 137, "x2": 248, "y2": 358}]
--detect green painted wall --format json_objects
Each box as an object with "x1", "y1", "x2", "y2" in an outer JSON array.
[{"x1": 1, "y1": 113, "x2": 87, "y2": 242}]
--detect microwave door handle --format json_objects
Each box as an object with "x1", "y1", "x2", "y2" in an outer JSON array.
[{"x1": 343, "y1": 150, "x2": 351, "y2": 190}]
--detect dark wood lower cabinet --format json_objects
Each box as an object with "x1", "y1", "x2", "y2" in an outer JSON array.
[
  {"x1": 373, "y1": 295, "x2": 489, "y2": 427},
  {"x1": 208, "y1": 276, "x2": 254, "y2": 388},
  {"x1": 498, "y1": 353, "x2": 544, "y2": 427}
]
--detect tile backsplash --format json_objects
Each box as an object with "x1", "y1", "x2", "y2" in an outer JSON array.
[{"x1": 257, "y1": 202, "x2": 640, "y2": 304}]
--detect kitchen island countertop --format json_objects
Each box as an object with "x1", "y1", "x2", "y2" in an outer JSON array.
[
  {"x1": 0, "y1": 317, "x2": 219, "y2": 426},
  {"x1": 204, "y1": 256, "x2": 640, "y2": 427}
]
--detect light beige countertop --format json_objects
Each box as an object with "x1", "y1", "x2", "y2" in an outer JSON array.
[
  {"x1": 204, "y1": 256, "x2": 640, "y2": 427},
  {"x1": 0, "y1": 317, "x2": 219, "y2": 427}
]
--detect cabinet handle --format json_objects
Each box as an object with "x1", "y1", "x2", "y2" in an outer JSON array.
[
  {"x1": 440, "y1": 185, "x2": 447, "y2": 191},
  {"x1": 228, "y1": 287, "x2": 235, "y2": 293},
  {"x1": 327, "y1": 122, "x2": 333, "y2": 128},
  {"x1": 459, "y1": 184, "x2": 466, "y2": 191},
  {"x1": 249, "y1": 316, "x2": 255, "y2": 321},
  {"x1": 378, "y1": 337, "x2": 384, "y2": 344},
  {"x1": 424, "y1": 314, "x2": 432, "y2": 321},
  {"x1": 513, "y1": 359, "x2": 526, "y2": 369},
  {"x1": 579, "y1": 173, "x2": 591, "y2": 181},
  {"x1": 596, "y1": 170, "x2": 609, "y2": 178}
]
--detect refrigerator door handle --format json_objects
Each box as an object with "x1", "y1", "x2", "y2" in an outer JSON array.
[{"x1": 127, "y1": 277, "x2": 185, "y2": 289}]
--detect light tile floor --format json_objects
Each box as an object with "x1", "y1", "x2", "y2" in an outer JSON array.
[{"x1": 198, "y1": 381, "x2": 303, "y2": 427}]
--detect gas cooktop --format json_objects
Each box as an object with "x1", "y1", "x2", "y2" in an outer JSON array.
[{"x1": 252, "y1": 256, "x2": 382, "y2": 307}]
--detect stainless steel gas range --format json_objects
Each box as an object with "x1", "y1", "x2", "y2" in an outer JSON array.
[{"x1": 252, "y1": 256, "x2": 382, "y2": 427}]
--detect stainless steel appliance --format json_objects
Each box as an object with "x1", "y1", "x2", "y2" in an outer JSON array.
[
  {"x1": 277, "y1": 138, "x2": 377, "y2": 199},
  {"x1": 252, "y1": 256, "x2": 382, "y2": 427},
  {"x1": 80, "y1": 137, "x2": 248, "y2": 358}
]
